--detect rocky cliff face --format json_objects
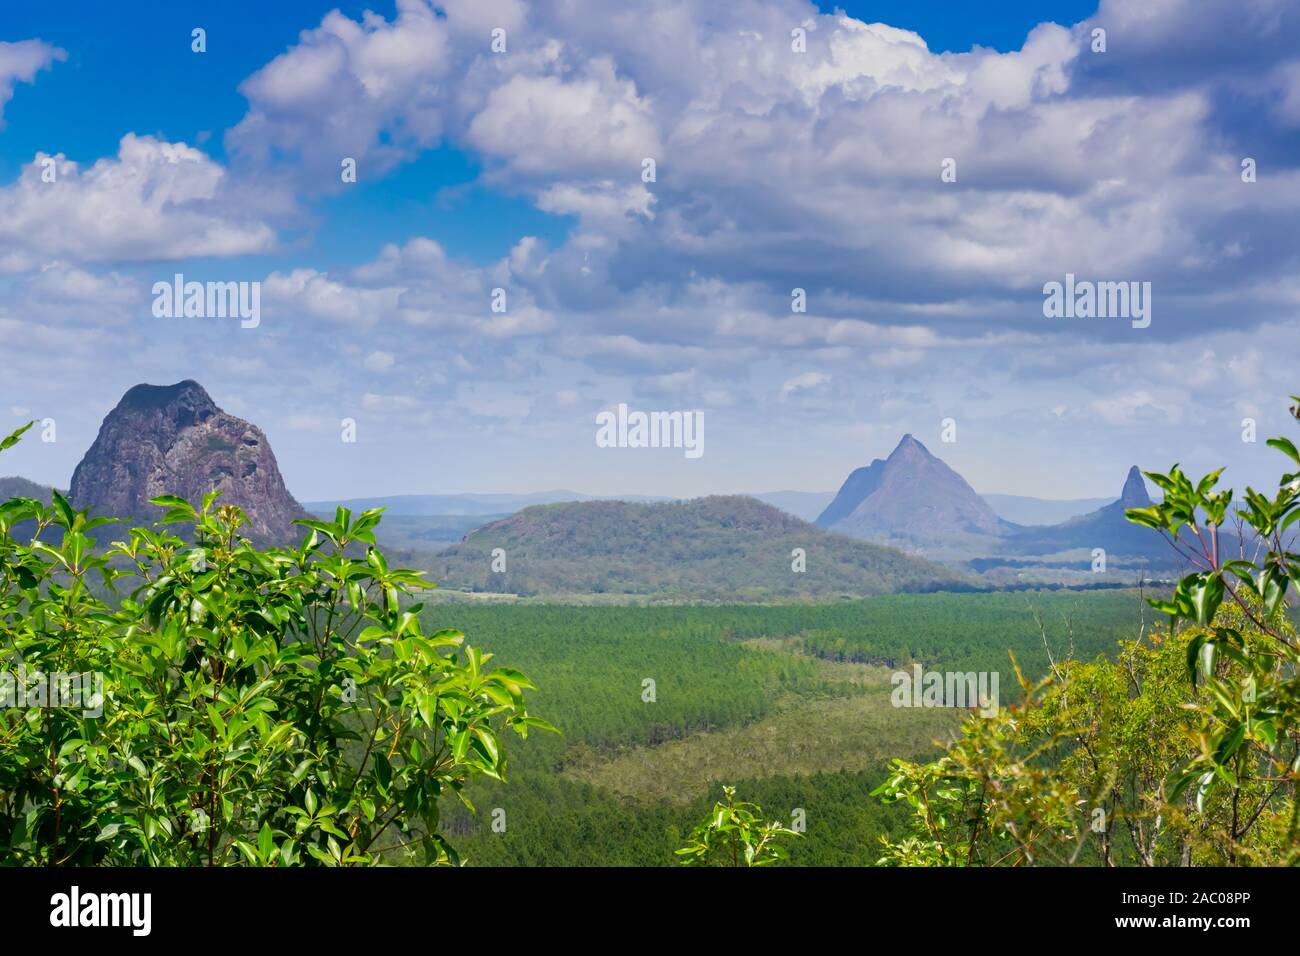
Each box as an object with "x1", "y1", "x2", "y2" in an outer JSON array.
[{"x1": 69, "y1": 381, "x2": 309, "y2": 543}]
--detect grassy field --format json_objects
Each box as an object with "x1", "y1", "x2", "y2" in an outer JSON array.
[
  {"x1": 564, "y1": 656, "x2": 958, "y2": 804},
  {"x1": 424, "y1": 589, "x2": 1148, "y2": 865}
]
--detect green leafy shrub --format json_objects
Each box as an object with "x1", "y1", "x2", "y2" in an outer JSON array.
[
  {"x1": 675, "y1": 785, "x2": 799, "y2": 866},
  {"x1": 1123, "y1": 394, "x2": 1300, "y2": 862},
  {"x1": 874, "y1": 392, "x2": 1300, "y2": 866},
  {"x1": 0, "y1": 422, "x2": 555, "y2": 866}
]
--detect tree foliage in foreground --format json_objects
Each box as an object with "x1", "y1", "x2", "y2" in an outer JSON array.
[
  {"x1": 675, "y1": 785, "x2": 800, "y2": 866},
  {"x1": 0, "y1": 422, "x2": 555, "y2": 866},
  {"x1": 874, "y1": 394, "x2": 1300, "y2": 866}
]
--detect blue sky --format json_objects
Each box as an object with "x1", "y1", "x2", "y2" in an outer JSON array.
[
  {"x1": 0, "y1": 1, "x2": 1101, "y2": 263},
  {"x1": 1, "y1": 0, "x2": 1298, "y2": 502},
  {"x1": 0, "y1": 1, "x2": 572, "y2": 266}
]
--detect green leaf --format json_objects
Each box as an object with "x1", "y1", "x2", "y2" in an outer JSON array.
[
  {"x1": 49, "y1": 489, "x2": 76, "y2": 529},
  {"x1": 518, "y1": 716, "x2": 561, "y2": 735},
  {"x1": 0, "y1": 421, "x2": 34, "y2": 452},
  {"x1": 1262, "y1": 568, "x2": 1289, "y2": 617},
  {"x1": 451, "y1": 729, "x2": 471, "y2": 762},
  {"x1": 1214, "y1": 724, "x2": 1246, "y2": 763},
  {"x1": 1188, "y1": 572, "x2": 1225, "y2": 626},
  {"x1": 1267, "y1": 436, "x2": 1300, "y2": 467},
  {"x1": 258, "y1": 822, "x2": 275, "y2": 859},
  {"x1": 147, "y1": 494, "x2": 192, "y2": 509}
]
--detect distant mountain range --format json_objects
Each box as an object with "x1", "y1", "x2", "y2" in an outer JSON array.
[
  {"x1": 0, "y1": 476, "x2": 57, "y2": 540},
  {"x1": 0, "y1": 476, "x2": 56, "y2": 503},
  {"x1": 740, "y1": 490, "x2": 833, "y2": 522},
  {"x1": 304, "y1": 490, "x2": 670, "y2": 517},
  {"x1": 1, "y1": 380, "x2": 1185, "y2": 588},
  {"x1": 306, "y1": 488, "x2": 1109, "y2": 530},
  {"x1": 815, "y1": 434, "x2": 1174, "y2": 570},
  {"x1": 981, "y1": 494, "x2": 1113, "y2": 526},
  {"x1": 339, "y1": 513, "x2": 512, "y2": 553},
  {"x1": 1001, "y1": 466, "x2": 1156, "y2": 555},
  {"x1": 305, "y1": 489, "x2": 842, "y2": 522},
  {"x1": 431, "y1": 495, "x2": 968, "y2": 600}
]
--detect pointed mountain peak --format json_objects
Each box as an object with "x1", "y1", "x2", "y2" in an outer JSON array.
[
  {"x1": 816, "y1": 430, "x2": 1002, "y2": 542},
  {"x1": 889, "y1": 433, "x2": 931, "y2": 459},
  {"x1": 1120, "y1": 466, "x2": 1151, "y2": 507}
]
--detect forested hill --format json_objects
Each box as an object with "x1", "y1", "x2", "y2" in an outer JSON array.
[
  {"x1": 0, "y1": 476, "x2": 56, "y2": 501},
  {"x1": 0, "y1": 477, "x2": 58, "y2": 540},
  {"x1": 431, "y1": 495, "x2": 969, "y2": 600}
]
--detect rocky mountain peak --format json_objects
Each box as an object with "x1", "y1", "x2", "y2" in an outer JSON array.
[
  {"x1": 888, "y1": 433, "x2": 931, "y2": 462},
  {"x1": 69, "y1": 381, "x2": 309, "y2": 543},
  {"x1": 815, "y1": 432, "x2": 1004, "y2": 551},
  {"x1": 1119, "y1": 466, "x2": 1151, "y2": 508},
  {"x1": 117, "y1": 380, "x2": 217, "y2": 424}
]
